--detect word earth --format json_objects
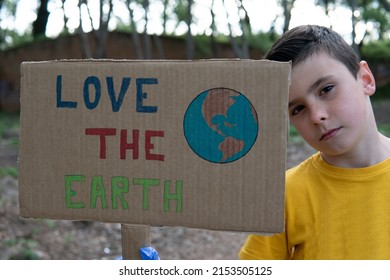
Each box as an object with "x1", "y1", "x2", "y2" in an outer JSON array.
[{"x1": 65, "y1": 175, "x2": 183, "y2": 212}]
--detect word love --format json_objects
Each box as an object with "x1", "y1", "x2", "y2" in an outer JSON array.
[{"x1": 56, "y1": 75, "x2": 158, "y2": 112}]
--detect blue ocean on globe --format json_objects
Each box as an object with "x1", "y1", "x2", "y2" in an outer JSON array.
[{"x1": 183, "y1": 88, "x2": 259, "y2": 163}]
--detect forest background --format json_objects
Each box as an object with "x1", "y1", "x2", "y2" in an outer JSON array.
[{"x1": 2, "y1": 0, "x2": 390, "y2": 61}]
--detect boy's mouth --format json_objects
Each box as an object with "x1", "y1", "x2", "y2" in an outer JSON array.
[{"x1": 319, "y1": 127, "x2": 342, "y2": 141}]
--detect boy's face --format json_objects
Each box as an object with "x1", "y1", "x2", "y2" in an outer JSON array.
[{"x1": 288, "y1": 52, "x2": 376, "y2": 157}]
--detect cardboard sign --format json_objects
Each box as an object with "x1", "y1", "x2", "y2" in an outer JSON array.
[{"x1": 19, "y1": 59, "x2": 290, "y2": 233}]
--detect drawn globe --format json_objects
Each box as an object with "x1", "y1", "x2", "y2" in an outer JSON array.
[{"x1": 183, "y1": 88, "x2": 259, "y2": 163}]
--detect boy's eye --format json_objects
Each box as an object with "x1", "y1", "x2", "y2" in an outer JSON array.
[
  {"x1": 320, "y1": 85, "x2": 334, "y2": 95},
  {"x1": 291, "y1": 105, "x2": 305, "y2": 116}
]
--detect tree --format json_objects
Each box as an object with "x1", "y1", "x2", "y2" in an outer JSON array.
[
  {"x1": 174, "y1": 0, "x2": 195, "y2": 59},
  {"x1": 185, "y1": 0, "x2": 194, "y2": 59},
  {"x1": 0, "y1": 0, "x2": 21, "y2": 50},
  {"x1": 5, "y1": 0, "x2": 390, "y2": 60},
  {"x1": 161, "y1": 0, "x2": 170, "y2": 34},
  {"x1": 32, "y1": 0, "x2": 50, "y2": 38},
  {"x1": 281, "y1": 0, "x2": 295, "y2": 33},
  {"x1": 334, "y1": 0, "x2": 390, "y2": 54},
  {"x1": 208, "y1": 0, "x2": 219, "y2": 57},
  {"x1": 370, "y1": 0, "x2": 390, "y2": 39},
  {"x1": 235, "y1": 0, "x2": 251, "y2": 58},
  {"x1": 315, "y1": 0, "x2": 336, "y2": 28},
  {"x1": 78, "y1": 0, "x2": 113, "y2": 58},
  {"x1": 223, "y1": 0, "x2": 249, "y2": 58},
  {"x1": 125, "y1": 0, "x2": 143, "y2": 58},
  {"x1": 345, "y1": 0, "x2": 359, "y2": 54},
  {"x1": 124, "y1": 0, "x2": 165, "y2": 59},
  {"x1": 141, "y1": 0, "x2": 152, "y2": 59}
]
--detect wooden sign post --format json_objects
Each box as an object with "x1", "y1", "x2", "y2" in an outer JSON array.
[{"x1": 121, "y1": 224, "x2": 151, "y2": 260}]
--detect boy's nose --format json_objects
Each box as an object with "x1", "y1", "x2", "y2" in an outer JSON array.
[{"x1": 310, "y1": 106, "x2": 328, "y2": 125}]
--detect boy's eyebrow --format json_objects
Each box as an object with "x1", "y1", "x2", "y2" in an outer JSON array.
[
  {"x1": 307, "y1": 75, "x2": 334, "y2": 94},
  {"x1": 288, "y1": 75, "x2": 334, "y2": 108}
]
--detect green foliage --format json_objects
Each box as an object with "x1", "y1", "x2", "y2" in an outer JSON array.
[
  {"x1": 362, "y1": 41, "x2": 390, "y2": 101},
  {"x1": 361, "y1": 40, "x2": 390, "y2": 62},
  {"x1": 379, "y1": 124, "x2": 390, "y2": 137},
  {"x1": 363, "y1": 6, "x2": 388, "y2": 26},
  {"x1": 0, "y1": 0, "x2": 32, "y2": 50},
  {"x1": 190, "y1": 31, "x2": 277, "y2": 59},
  {"x1": 374, "y1": 83, "x2": 390, "y2": 100},
  {"x1": 288, "y1": 125, "x2": 304, "y2": 143},
  {"x1": 0, "y1": 167, "x2": 18, "y2": 178},
  {"x1": 0, "y1": 30, "x2": 33, "y2": 50},
  {"x1": 193, "y1": 34, "x2": 212, "y2": 57},
  {"x1": 249, "y1": 31, "x2": 279, "y2": 55},
  {"x1": 362, "y1": 5, "x2": 389, "y2": 39},
  {"x1": 173, "y1": 0, "x2": 188, "y2": 23},
  {"x1": 7, "y1": 238, "x2": 40, "y2": 260},
  {"x1": 0, "y1": 111, "x2": 19, "y2": 138}
]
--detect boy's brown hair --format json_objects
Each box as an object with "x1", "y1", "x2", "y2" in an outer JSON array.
[{"x1": 265, "y1": 25, "x2": 360, "y2": 78}]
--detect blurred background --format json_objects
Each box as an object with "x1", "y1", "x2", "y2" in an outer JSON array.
[
  {"x1": 2, "y1": 0, "x2": 390, "y2": 111},
  {"x1": 0, "y1": 0, "x2": 389, "y2": 259}
]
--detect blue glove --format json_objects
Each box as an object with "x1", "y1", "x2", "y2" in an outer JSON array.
[{"x1": 139, "y1": 246, "x2": 160, "y2": 260}]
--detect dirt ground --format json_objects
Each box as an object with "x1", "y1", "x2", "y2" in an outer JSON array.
[{"x1": 0, "y1": 101, "x2": 388, "y2": 260}]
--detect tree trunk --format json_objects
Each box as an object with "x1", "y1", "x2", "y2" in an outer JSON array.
[
  {"x1": 347, "y1": 0, "x2": 360, "y2": 57},
  {"x1": 209, "y1": 0, "x2": 219, "y2": 57},
  {"x1": 186, "y1": 0, "x2": 195, "y2": 59},
  {"x1": 236, "y1": 0, "x2": 250, "y2": 58},
  {"x1": 78, "y1": 0, "x2": 92, "y2": 58},
  {"x1": 142, "y1": 0, "x2": 152, "y2": 59},
  {"x1": 223, "y1": 0, "x2": 243, "y2": 58},
  {"x1": 93, "y1": 0, "x2": 113, "y2": 58},
  {"x1": 32, "y1": 0, "x2": 50, "y2": 38},
  {"x1": 153, "y1": 35, "x2": 165, "y2": 59},
  {"x1": 126, "y1": 0, "x2": 144, "y2": 59},
  {"x1": 281, "y1": 0, "x2": 295, "y2": 33}
]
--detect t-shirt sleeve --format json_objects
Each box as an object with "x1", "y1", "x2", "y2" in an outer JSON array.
[{"x1": 239, "y1": 232, "x2": 290, "y2": 260}]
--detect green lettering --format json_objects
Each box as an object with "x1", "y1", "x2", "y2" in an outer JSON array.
[
  {"x1": 164, "y1": 180, "x2": 183, "y2": 213},
  {"x1": 90, "y1": 176, "x2": 107, "y2": 209},
  {"x1": 133, "y1": 178, "x2": 159, "y2": 210},
  {"x1": 65, "y1": 175, "x2": 85, "y2": 208},
  {"x1": 111, "y1": 176, "x2": 129, "y2": 209}
]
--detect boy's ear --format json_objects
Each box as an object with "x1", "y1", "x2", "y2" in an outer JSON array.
[{"x1": 358, "y1": 61, "x2": 376, "y2": 96}]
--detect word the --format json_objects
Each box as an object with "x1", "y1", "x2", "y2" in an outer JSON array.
[{"x1": 85, "y1": 128, "x2": 165, "y2": 161}]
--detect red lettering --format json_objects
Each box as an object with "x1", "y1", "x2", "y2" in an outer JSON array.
[
  {"x1": 85, "y1": 128, "x2": 164, "y2": 161},
  {"x1": 85, "y1": 128, "x2": 116, "y2": 159},
  {"x1": 145, "y1": 130, "x2": 165, "y2": 161},
  {"x1": 120, "y1": 129, "x2": 139, "y2": 160}
]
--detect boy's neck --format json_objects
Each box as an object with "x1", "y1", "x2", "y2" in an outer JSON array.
[{"x1": 320, "y1": 133, "x2": 390, "y2": 168}]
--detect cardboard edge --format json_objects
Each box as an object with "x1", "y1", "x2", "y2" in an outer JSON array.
[
  {"x1": 19, "y1": 58, "x2": 292, "y2": 65},
  {"x1": 18, "y1": 59, "x2": 291, "y2": 234}
]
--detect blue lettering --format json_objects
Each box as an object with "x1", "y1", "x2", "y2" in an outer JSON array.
[
  {"x1": 106, "y1": 77, "x2": 131, "y2": 112},
  {"x1": 83, "y1": 76, "x2": 101, "y2": 110},
  {"x1": 57, "y1": 75, "x2": 158, "y2": 113},
  {"x1": 136, "y1": 78, "x2": 158, "y2": 113},
  {"x1": 56, "y1": 75, "x2": 77, "y2": 108}
]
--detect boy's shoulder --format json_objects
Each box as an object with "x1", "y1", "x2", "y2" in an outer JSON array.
[
  {"x1": 285, "y1": 152, "x2": 326, "y2": 193},
  {"x1": 286, "y1": 151, "x2": 390, "y2": 187},
  {"x1": 286, "y1": 152, "x2": 321, "y2": 178}
]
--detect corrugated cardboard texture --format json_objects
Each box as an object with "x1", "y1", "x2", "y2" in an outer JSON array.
[{"x1": 19, "y1": 59, "x2": 290, "y2": 233}]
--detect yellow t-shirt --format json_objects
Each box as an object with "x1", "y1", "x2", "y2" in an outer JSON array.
[{"x1": 240, "y1": 152, "x2": 390, "y2": 260}]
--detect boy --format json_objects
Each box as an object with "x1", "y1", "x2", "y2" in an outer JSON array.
[{"x1": 239, "y1": 25, "x2": 390, "y2": 259}]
